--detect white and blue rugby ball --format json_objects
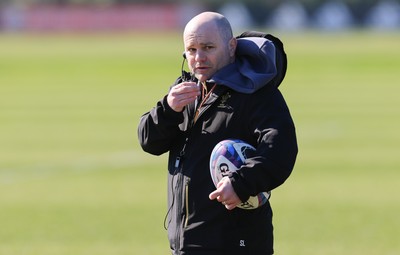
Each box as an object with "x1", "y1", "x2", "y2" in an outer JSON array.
[{"x1": 209, "y1": 139, "x2": 270, "y2": 209}]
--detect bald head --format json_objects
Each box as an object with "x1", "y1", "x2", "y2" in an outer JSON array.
[
  {"x1": 184, "y1": 12, "x2": 233, "y2": 44},
  {"x1": 183, "y1": 12, "x2": 236, "y2": 82}
]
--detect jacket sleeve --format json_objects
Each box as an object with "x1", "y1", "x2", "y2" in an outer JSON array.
[
  {"x1": 137, "y1": 95, "x2": 184, "y2": 156},
  {"x1": 230, "y1": 88, "x2": 298, "y2": 202}
]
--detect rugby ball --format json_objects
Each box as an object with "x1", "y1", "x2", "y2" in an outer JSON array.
[{"x1": 209, "y1": 139, "x2": 270, "y2": 209}]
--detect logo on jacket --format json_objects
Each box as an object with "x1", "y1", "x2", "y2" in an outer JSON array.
[{"x1": 217, "y1": 92, "x2": 231, "y2": 108}]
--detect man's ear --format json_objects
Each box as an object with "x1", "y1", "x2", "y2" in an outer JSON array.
[{"x1": 229, "y1": 37, "x2": 237, "y2": 57}]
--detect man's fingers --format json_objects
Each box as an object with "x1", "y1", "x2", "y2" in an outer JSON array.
[
  {"x1": 174, "y1": 82, "x2": 200, "y2": 93},
  {"x1": 209, "y1": 190, "x2": 225, "y2": 202},
  {"x1": 225, "y1": 203, "x2": 236, "y2": 210},
  {"x1": 167, "y1": 82, "x2": 200, "y2": 112},
  {"x1": 209, "y1": 190, "x2": 219, "y2": 200}
]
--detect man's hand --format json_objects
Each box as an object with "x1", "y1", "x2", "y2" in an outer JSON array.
[
  {"x1": 209, "y1": 177, "x2": 241, "y2": 210},
  {"x1": 167, "y1": 82, "x2": 200, "y2": 112}
]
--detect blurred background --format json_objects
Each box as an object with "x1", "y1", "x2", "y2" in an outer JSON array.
[
  {"x1": 0, "y1": 1, "x2": 399, "y2": 255},
  {"x1": 1, "y1": 0, "x2": 400, "y2": 32}
]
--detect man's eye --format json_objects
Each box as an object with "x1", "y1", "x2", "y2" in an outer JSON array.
[{"x1": 188, "y1": 48, "x2": 196, "y2": 53}]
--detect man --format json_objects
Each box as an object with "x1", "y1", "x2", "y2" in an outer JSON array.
[{"x1": 138, "y1": 12, "x2": 297, "y2": 255}]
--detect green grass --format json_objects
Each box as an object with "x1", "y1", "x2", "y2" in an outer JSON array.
[{"x1": 0, "y1": 31, "x2": 399, "y2": 254}]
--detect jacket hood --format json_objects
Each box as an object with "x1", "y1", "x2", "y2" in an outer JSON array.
[{"x1": 210, "y1": 36, "x2": 284, "y2": 94}]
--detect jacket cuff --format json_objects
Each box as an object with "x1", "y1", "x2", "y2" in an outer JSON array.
[
  {"x1": 230, "y1": 173, "x2": 250, "y2": 203},
  {"x1": 161, "y1": 95, "x2": 184, "y2": 121}
]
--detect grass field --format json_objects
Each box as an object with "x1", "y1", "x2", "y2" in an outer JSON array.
[{"x1": 0, "y1": 31, "x2": 399, "y2": 254}]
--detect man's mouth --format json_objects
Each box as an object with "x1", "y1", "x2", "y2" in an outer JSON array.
[{"x1": 195, "y1": 66, "x2": 209, "y2": 72}]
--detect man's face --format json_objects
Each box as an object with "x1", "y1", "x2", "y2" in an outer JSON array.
[{"x1": 184, "y1": 24, "x2": 235, "y2": 82}]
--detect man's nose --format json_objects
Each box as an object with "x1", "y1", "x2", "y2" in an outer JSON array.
[{"x1": 195, "y1": 50, "x2": 206, "y2": 62}]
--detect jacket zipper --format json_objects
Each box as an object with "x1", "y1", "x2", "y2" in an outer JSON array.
[
  {"x1": 174, "y1": 168, "x2": 190, "y2": 251},
  {"x1": 184, "y1": 178, "x2": 190, "y2": 228},
  {"x1": 174, "y1": 173, "x2": 184, "y2": 252},
  {"x1": 173, "y1": 88, "x2": 217, "y2": 251}
]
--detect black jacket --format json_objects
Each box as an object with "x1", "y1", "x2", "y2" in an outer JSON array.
[{"x1": 138, "y1": 32, "x2": 297, "y2": 255}]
